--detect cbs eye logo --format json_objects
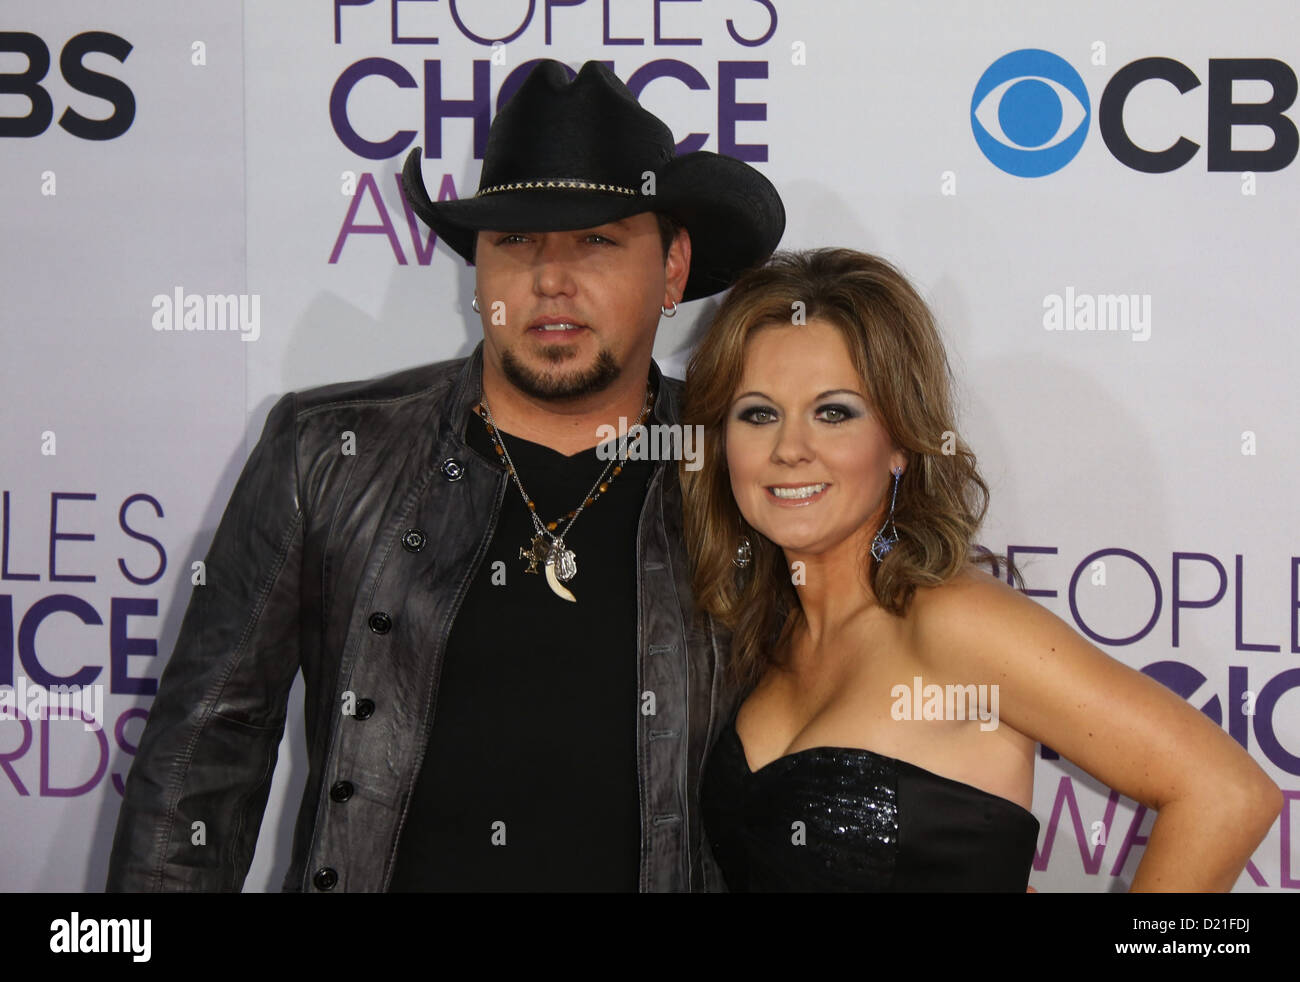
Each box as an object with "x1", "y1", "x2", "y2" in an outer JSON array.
[{"x1": 971, "y1": 49, "x2": 1090, "y2": 177}]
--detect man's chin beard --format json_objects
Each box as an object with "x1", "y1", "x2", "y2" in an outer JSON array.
[{"x1": 499, "y1": 345, "x2": 621, "y2": 401}]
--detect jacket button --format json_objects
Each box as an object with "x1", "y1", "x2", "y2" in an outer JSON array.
[
  {"x1": 401, "y1": 528, "x2": 427, "y2": 552},
  {"x1": 313, "y1": 867, "x2": 338, "y2": 891},
  {"x1": 368, "y1": 612, "x2": 392, "y2": 634},
  {"x1": 355, "y1": 698, "x2": 375, "y2": 720},
  {"x1": 441, "y1": 457, "x2": 464, "y2": 481},
  {"x1": 330, "y1": 780, "x2": 354, "y2": 802}
]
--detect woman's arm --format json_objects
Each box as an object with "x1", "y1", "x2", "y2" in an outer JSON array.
[{"x1": 910, "y1": 567, "x2": 1282, "y2": 892}]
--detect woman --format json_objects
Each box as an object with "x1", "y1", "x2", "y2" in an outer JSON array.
[{"x1": 681, "y1": 248, "x2": 1281, "y2": 891}]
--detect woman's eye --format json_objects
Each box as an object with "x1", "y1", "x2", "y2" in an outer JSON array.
[
  {"x1": 817, "y1": 404, "x2": 855, "y2": 423},
  {"x1": 738, "y1": 406, "x2": 776, "y2": 424},
  {"x1": 497, "y1": 233, "x2": 528, "y2": 245}
]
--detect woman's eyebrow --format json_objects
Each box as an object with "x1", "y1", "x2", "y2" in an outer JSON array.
[{"x1": 732, "y1": 388, "x2": 865, "y2": 401}]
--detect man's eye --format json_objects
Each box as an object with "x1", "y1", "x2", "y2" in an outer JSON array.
[
  {"x1": 497, "y1": 233, "x2": 529, "y2": 244},
  {"x1": 585, "y1": 234, "x2": 615, "y2": 245}
]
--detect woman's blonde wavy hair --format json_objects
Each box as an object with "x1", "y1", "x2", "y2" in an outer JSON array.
[{"x1": 680, "y1": 248, "x2": 1013, "y2": 690}]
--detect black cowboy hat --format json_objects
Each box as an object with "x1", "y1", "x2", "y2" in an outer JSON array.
[{"x1": 401, "y1": 59, "x2": 785, "y2": 301}]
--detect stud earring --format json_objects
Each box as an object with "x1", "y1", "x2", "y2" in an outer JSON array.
[
  {"x1": 733, "y1": 534, "x2": 752, "y2": 568},
  {"x1": 472, "y1": 295, "x2": 481, "y2": 313},
  {"x1": 660, "y1": 300, "x2": 678, "y2": 318},
  {"x1": 870, "y1": 466, "x2": 903, "y2": 561}
]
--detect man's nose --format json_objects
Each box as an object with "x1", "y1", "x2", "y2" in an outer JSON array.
[{"x1": 533, "y1": 234, "x2": 579, "y2": 297}]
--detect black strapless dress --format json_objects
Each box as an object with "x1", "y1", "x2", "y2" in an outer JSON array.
[{"x1": 702, "y1": 703, "x2": 1040, "y2": 891}]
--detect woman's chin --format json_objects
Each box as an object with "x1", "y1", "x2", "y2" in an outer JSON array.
[
  {"x1": 754, "y1": 526, "x2": 829, "y2": 557},
  {"x1": 750, "y1": 520, "x2": 874, "y2": 562}
]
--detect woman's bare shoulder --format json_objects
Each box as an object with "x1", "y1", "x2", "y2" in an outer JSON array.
[{"x1": 905, "y1": 563, "x2": 1035, "y2": 640}]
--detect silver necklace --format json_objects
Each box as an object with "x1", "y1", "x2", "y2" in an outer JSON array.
[{"x1": 477, "y1": 382, "x2": 654, "y2": 602}]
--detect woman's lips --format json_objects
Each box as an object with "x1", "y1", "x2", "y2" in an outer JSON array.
[{"x1": 765, "y1": 482, "x2": 829, "y2": 505}]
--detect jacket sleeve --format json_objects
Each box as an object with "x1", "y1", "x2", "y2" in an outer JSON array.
[
  {"x1": 106, "y1": 392, "x2": 305, "y2": 891},
  {"x1": 700, "y1": 612, "x2": 737, "y2": 892}
]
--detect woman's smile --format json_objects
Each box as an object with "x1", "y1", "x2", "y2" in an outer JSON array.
[{"x1": 764, "y1": 482, "x2": 830, "y2": 504}]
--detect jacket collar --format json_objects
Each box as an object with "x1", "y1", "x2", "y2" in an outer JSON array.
[{"x1": 436, "y1": 340, "x2": 681, "y2": 454}]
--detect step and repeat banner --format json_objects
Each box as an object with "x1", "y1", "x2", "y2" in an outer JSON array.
[{"x1": 1, "y1": 1, "x2": 1297, "y2": 892}]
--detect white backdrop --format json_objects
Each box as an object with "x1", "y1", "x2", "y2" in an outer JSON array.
[{"x1": 1, "y1": 0, "x2": 1296, "y2": 892}]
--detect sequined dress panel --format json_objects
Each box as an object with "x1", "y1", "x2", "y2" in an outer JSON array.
[{"x1": 702, "y1": 704, "x2": 1040, "y2": 891}]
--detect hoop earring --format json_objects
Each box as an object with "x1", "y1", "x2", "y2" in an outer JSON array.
[
  {"x1": 472, "y1": 295, "x2": 481, "y2": 313},
  {"x1": 660, "y1": 300, "x2": 678, "y2": 318},
  {"x1": 870, "y1": 466, "x2": 903, "y2": 561},
  {"x1": 732, "y1": 534, "x2": 752, "y2": 568}
]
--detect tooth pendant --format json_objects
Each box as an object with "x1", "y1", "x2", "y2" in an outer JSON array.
[{"x1": 544, "y1": 540, "x2": 578, "y2": 603}]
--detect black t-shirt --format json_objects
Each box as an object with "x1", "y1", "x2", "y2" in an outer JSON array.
[{"x1": 387, "y1": 402, "x2": 654, "y2": 891}]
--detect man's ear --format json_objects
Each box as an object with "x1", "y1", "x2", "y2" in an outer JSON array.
[{"x1": 665, "y1": 226, "x2": 691, "y2": 305}]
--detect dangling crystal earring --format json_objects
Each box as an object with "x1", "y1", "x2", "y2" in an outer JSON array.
[
  {"x1": 870, "y1": 466, "x2": 903, "y2": 561},
  {"x1": 733, "y1": 534, "x2": 752, "y2": 568},
  {"x1": 472, "y1": 295, "x2": 481, "y2": 313}
]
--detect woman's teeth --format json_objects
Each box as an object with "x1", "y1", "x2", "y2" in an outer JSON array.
[{"x1": 769, "y1": 483, "x2": 827, "y2": 499}]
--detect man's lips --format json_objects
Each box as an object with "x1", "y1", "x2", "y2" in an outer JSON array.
[{"x1": 527, "y1": 316, "x2": 587, "y2": 334}]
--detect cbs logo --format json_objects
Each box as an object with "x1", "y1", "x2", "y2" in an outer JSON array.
[
  {"x1": 972, "y1": 47, "x2": 1298, "y2": 177},
  {"x1": 971, "y1": 49, "x2": 1090, "y2": 178},
  {"x1": 0, "y1": 31, "x2": 135, "y2": 140}
]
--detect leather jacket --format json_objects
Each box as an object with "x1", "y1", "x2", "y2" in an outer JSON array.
[{"x1": 106, "y1": 341, "x2": 740, "y2": 892}]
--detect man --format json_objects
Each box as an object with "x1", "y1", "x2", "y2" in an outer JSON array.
[{"x1": 106, "y1": 59, "x2": 784, "y2": 891}]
